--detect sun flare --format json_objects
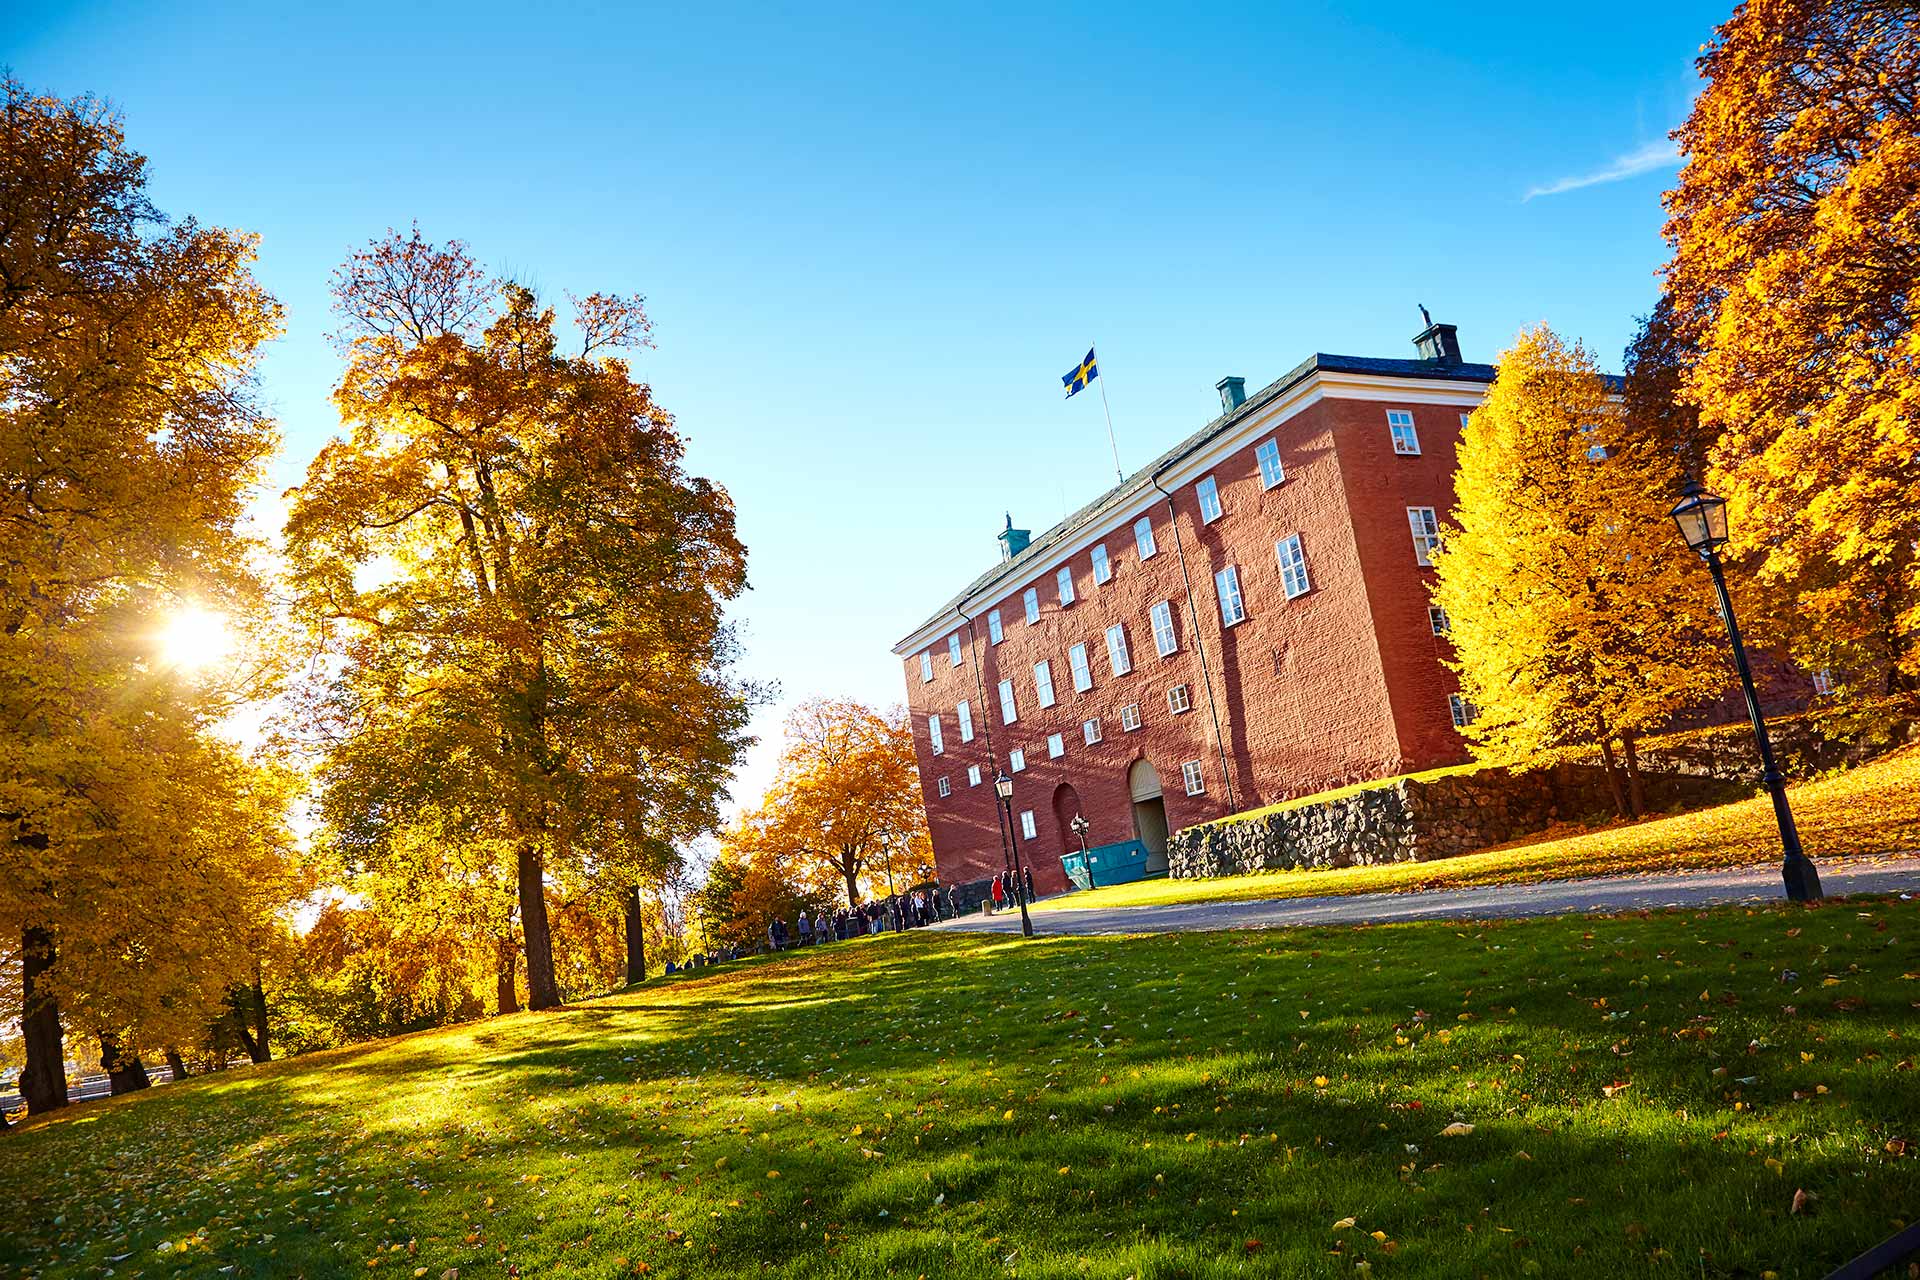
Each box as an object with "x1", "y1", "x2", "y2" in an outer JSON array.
[{"x1": 156, "y1": 605, "x2": 235, "y2": 671}]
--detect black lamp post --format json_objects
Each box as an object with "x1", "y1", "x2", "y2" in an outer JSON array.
[
  {"x1": 1669, "y1": 477, "x2": 1822, "y2": 902},
  {"x1": 994, "y1": 771, "x2": 1035, "y2": 938},
  {"x1": 1069, "y1": 813, "x2": 1091, "y2": 891}
]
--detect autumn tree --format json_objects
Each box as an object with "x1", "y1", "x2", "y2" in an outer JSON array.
[
  {"x1": 286, "y1": 230, "x2": 753, "y2": 1011},
  {"x1": 1431, "y1": 326, "x2": 1730, "y2": 815},
  {"x1": 1662, "y1": 0, "x2": 1920, "y2": 699},
  {"x1": 729, "y1": 698, "x2": 930, "y2": 908},
  {"x1": 0, "y1": 78, "x2": 295, "y2": 1110}
]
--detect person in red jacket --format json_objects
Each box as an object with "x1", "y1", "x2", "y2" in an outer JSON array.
[{"x1": 989, "y1": 873, "x2": 1005, "y2": 914}]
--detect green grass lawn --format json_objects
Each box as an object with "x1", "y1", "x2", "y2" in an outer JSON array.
[
  {"x1": 5, "y1": 899, "x2": 1918, "y2": 1279},
  {"x1": 1043, "y1": 747, "x2": 1920, "y2": 914}
]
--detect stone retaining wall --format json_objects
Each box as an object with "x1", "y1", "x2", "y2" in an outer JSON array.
[{"x1": 1169, "y1": 763, "x2": 1742, "y2": 879}]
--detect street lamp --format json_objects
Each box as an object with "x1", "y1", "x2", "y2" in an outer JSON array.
[
  {"x1": 1069, "y1": 813, "x2": 1091, "y2": 892},
  {"x1": 1669, "y1": 476, "x2": 1822, "y2": 902},
  {"x1": 994, "y1": 771, "x2": 1035, "y2": 938}
]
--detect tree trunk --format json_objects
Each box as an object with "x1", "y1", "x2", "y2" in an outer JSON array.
[
  {"x1": 1598, "y1": 738, "x2": 1630, "y2": 820},
  {"x1": 100, "y1": 1033, "x2": 151, "y2": 1095},
  {"x1": 496, "y1": 935, "x2": 519, "y2": 1015},
  {"x1": 20, "y1": 926, "x2": 68, "y2": 1114},
  {"x1": 1622, "y1": 731, "x2": 1647, "y2": 819},
  {"x1": 623, "y1": 885, "x2": 646, "y2": 986},
  {"x1": 840, "y1": 849, "x2": 861, "y2": 909},
  {"x1": 164, "y1": 1048, "x2": 190, "y2": 1080},
  {"x1": 231, "y1": 977, "x2": 271, "y2": 1064},
  {"x1": 517, "y1": 843, "x2": 561, "y2": 1010}
]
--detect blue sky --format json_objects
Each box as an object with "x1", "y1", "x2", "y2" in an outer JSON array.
[{"x1": 10, "y1": 0, "x2": 1725, "y2": 814}]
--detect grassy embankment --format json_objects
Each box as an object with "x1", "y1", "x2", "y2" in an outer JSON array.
[
  {"x1": 4, "y1": 898, "x2": 1917, "y2": 1278},
  {"x1": 1041, "y1": 747, "x2": 1920, "y2": 914}
]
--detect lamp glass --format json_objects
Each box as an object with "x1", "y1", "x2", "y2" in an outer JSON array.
[
  {"x1": 994, "y1": 772, "x2": 1013, "y2": 799},
  {"x1": 1669, "y1": 483, "x2": 1729, "y2": 554}
]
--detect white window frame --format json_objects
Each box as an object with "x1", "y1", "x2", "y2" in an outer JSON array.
[
  {"x1": 1134, "y1": 515, "x2": 1157, "y2": 560},
  {"x1": 1387, "y1": 409, "x2": 1421, "y2": 456},
  {"x1": 1255, "y1": 437, "x2": 1285, "y2": 489},
  {"x1": 998, "y1": 678, "x2": 1018, "y2": 725},
  {"x1": 1019, "y1": 809, "x2": 1037, "y2": 840},
  {"x1": 928, "y1": 714, "x2": 944, "y2": 756},
  {"x1": 1047, "y1": 732, "x2": 1065, "y2": 759},
  {"x1": 937, "y1": 776, "x2": 951, "y2": 797},
  {"x1": 1082, "y1": 717, "x2": 1102, "y2": 745},
  {"x1": 1119, "y1": 702, "x2": 1142, "y2": 732},
  {"x1": 1275, "y1": 534, "x2": 1310, "y2": 599},
  {"x1": 1812, "y1": 668, "x2": 1836, "y2": 696},
  {"x1": 987, "y1": 609, "x2": 1004, "y2": 645},
  {"x1": 1215, "y1": 564, "x2": 1245, "y2": 627},
  {"x1": 1009, "y1": 748, "x2": 1027, "y2": 773},
  {"x1": 1033, "y1": 659, "x2": 1056, "y2": 709},
  {"x1": 1195, "y1": 475, "x2": 1222, "y2": 523},
  {"x1": 1408, "y1": 507, "x2": 1441, "y2": 567},
  {"x1": 967, "y1": 764, "x2": 982, "y2": 787},
  {"x1": 1428, "y1": 606, "x2": 1450, "y2": 635},
  {"x1": 1104, "y1": 623, "x2": 1132, "y2": 676},
  {"x1": 1023, "y1": 587, "x2": 1041, "y2": 625},
  {"x1": 1448, "y1": 693, "x2": 1475, "y2": 728},
  {"x1": 1091, "y1": 542, "x2": 1112, "y2": 584},
  {"x1": 919, "y1": 652, "x2": 933, "y2": 682},
  {"x1": 1056, "y1": 566, "x2": 1075, "y2": 606},
  {"x1": 1068, "y1": 642, "x2": 1093, "y2": 692},
  {"x1": 1150, "y1": 600, "x2": 1177, "y2": 657},
  {"x1": 1460, "y1": 411, "x2": 1472, "y2": 430},
  {"x1": 1181, "y1": 760, "x2": 1205, "y2": 796},
  {"x1": 957, "y1": 699, "x2": 974, "y2": 742},
  {"x1": 1168, "y1": 683, "x2": 1192, "y2": 714},
  {"x1": 947, "y1": 632, "x2": 963, "y2": 667}
]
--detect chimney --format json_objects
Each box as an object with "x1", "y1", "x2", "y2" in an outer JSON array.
[
  {"x1": 997, "y1": 512, "x2": 1030, "y2": 562},
  {"x1": 1412, "y1": 304, "x2": 1463, "y2": 365},
  {"x1": 1216, "y1": 376, "x2": 1247, "y2": 413}
]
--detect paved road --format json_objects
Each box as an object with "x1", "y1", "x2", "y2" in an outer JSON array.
[{"x1": 931, "y1": 858, "x2": 1920, "y2": 936}]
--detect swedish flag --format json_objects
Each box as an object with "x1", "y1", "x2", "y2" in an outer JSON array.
[{"x1": 1061, "y1": 347, "x2": 1098, "y2": 398}]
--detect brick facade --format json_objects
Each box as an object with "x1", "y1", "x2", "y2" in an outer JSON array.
[{"x1": 893, "y1": 331, "x2": 1500, "y2": 894}]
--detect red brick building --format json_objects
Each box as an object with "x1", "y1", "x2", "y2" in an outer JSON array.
[{"x1": 892, "y1": 320, "x2": 1503, "y2": 895}]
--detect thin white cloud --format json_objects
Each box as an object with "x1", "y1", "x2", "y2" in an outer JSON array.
[{"x1": 1524, "y1": 139, "x2": 1680, "y2": 201}]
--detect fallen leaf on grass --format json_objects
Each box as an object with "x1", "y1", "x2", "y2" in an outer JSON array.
[{"x1": 1438, "y1": 1123, "x2": 1475, "y2": 1137}]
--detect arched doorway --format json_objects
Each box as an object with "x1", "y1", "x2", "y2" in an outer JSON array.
[
  {"x1": 1129, "y1": 759, "x2": 1170, "y2": 874},
  {"x1": 1051, "y1": 783, "x2": 1084, "y2": 856}
]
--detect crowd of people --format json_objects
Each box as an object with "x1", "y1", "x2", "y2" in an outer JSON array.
[{"x1": 986, "y1": 866, "x2": 1035, "y2": 915}]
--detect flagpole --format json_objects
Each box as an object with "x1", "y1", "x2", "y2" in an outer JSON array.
[{"x1": 1095, "y1": 344, "x2": 1123, "y2": 483}]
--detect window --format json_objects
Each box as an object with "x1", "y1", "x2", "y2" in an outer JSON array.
[
  {"x1": 967, "y1": 764, "x2": 982, "y2": 787},
  {"x1": 919, "y1": 652, "x2": 933, "y2": 682},
  {"x1": 1275, "y1": 535, "x2": 1311, "y2": 599},
  {"x1": 998, "y1": 678, "x2": 1018, "y2": 725},
  {"x1": 1009, "y1": 748, "x2": 1027, "y2": 773},
  {"x1": 1215, "y1": 564, "x2": 1245, "y2": 627},
  {"x1": 1812, "y1": 668, "x2": 1836, "y2": 696},
  {"x1": 1460, "y1": 411, "x2": 1472, "y2": 430},
  {"x1": 1019, "y1": 809, "x2": 1037, "y2": 840},
  {"x1": 1255, "y1": 437, "x2": 1285, "y2": 489},
  {"x1": 1150, "y1": 600, "x2": 1177, "y2": 657},
  {"x1": 987, "y1": 609, "x2": 1004, "y2": 645},
  {"x1": 1068, "y1": 642, "x2": 1093, "y2": 692},
  {"x1": 1056, "y1": 566, "x2": 1075, "y2": 606},
  {"x1": 1168, "y1": 683, "x2": 1192, "y2": 714},
  {"x1": 1047, "y1": 732, "x2": 1065, "y2": 759},
  {"x1": 1388, "y1": 409, "x2": 1421, "y2": 456},
  {"x1": 1448, "y1": 693, "x2": 1477, "y2": 728},
  {"x1": 1181, "y1": 760, "x2": 1205, "y2": 796},
  {"x1": 1092, "y1": 542, "x2": 1112, "y2": 584},
  {"x1": 937, "y1": 776, "x2": 951, "y2": 797},
  {"x1": 957, "y1": 699, "x2": 974, "y2": 742},
  {"x1": 947, "y1": 632, "x2": 962, "y2": 667},
  {"x1": 1196, "y1": 475, "x2": 1222, "y2": 523},
  {"x1": 928, "y1": 714, "x2": 944, "y2": 756},
  {"x1": 1134, "y1": 515, "x2": 1157, "y2": 560},
  {"x1": 1033, "y1": 659, "x2": 1056, "y2": 708},
  {"x1": 1428, "y1": 606, "x2": 1451, "y2": 635},
  {"x1": 1408, "y1": 506, "x2": 1441, "y2": 567},
  {"x1": 1082, "y1": 717, "x2": 1102, "y2": 745},
  {"x1": 1581, "y1": 423, "x2": 1608, "y2": 462},
  {"x1": 1119, "y1": 702, "x2": 1142, "y2": 732},
  {"x1": 1023, "y1": 587, "x2": 1041, "y2": 625},
  {"x1": 1104, "y1": 622, "x2": 1132, "y2": 676}
]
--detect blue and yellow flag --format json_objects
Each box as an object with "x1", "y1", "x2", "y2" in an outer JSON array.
[{"x1": 1062, "y1": 348, "x2": 1098, "y2": 398}]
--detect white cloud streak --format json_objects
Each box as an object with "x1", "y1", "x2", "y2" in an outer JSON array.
[{"x1": 1524, "y1": 139, "x2": 1680, "y2": 201}]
